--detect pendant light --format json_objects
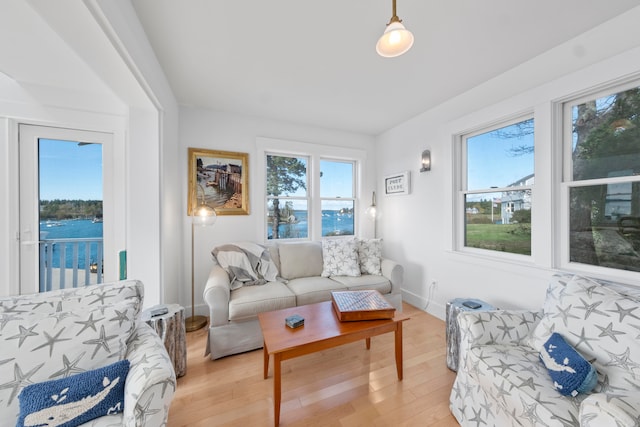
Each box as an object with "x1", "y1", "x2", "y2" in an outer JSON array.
[{"x1": 376, "y1": 0, "x2": 414, "y2": 58}]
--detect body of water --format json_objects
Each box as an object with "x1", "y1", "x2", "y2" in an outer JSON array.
[
  {"x1": 39, "y1": 219, "x2": 103, "y2": 268},
  {"x1": 268, "y1": 210, "x2": 354, "y2": 239}
]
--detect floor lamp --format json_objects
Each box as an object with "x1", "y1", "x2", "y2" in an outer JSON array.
[{"x1": 186, "y1": 189, "x2": 217, "y2": 332}]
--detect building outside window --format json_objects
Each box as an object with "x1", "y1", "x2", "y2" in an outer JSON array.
[
  {"x1": 459, "y1": 116, "x2": 534, "y2": 256},
  {"x1": 563, "y1": 82, "x2": 640, "y2": 272},
  {"x1": 265, "y1": 154, "x2": 357, "y2": 240}
]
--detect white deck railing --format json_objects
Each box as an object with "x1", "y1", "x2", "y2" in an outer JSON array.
[{"x1": 39, "y1": 238, "x2": 103, "y2": 292}]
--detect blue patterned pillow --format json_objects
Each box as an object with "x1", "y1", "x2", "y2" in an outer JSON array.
[
  {"x1": 539, "y1": 333, "x2": 597, "y2": 396},
  {"x1": 17, "y1": 359, "x2": 130, "y2": 427}
]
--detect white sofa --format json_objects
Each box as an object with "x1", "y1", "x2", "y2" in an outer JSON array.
[
  {"x1": 450, "y1": 273, "x2": 640, "y2": 426},
  {"x1": 0, "y1": 280, "x2": 176, "y2": 427},
  {"x1": 203, "y1": 240, "x2": 404, "y2": 359}
]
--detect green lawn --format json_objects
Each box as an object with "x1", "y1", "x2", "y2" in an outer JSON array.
[{"x1": 466, "y1": 223, "x2": 531, "y2": 255}]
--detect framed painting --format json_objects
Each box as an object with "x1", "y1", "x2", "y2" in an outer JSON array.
[
  {"x1": 188, "y1": 148, "x2": 249, "y2": 215},
  {"x1": 384, "y1": 171, "x2": 410, "y2": 196}
]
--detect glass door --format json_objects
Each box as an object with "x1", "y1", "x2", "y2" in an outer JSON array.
[{"x1": 19, "y1": 125, "x2": 113, "y2": 294}]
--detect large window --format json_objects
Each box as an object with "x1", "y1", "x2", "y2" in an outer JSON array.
[
  {"x1": 563, "y1": 83, "x2": 640, "y2": 272},
  {"x1": 460, "y1": 117, "x2": 534, "y2": 255},
  {"x1": 266, "y1": 154, "x2": 356, "y2": 240}
]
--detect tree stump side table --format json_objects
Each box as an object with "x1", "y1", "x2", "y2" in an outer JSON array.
[
  {"x1": 142, "y1": 303, "x2": 187, "y2": 377},
  {"x1": 445, "y1": 298, "x2": 495, "y2": 372}
]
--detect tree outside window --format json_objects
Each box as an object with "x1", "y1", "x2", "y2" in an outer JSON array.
[
  {"x1": 565, "y1": 85, "x2": 640, "y2": 271},
  {"x1": 266, "y1": 155, "x2": 308, "y2": 240}
]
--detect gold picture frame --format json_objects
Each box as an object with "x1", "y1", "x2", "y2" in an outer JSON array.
[{"x1": 188, "y1": 148, "x2": 249, "y2": 215}]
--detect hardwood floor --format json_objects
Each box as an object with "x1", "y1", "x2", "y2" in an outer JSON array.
[{"x1": 168, "y1": 303, "x2": 459, "y2": 426}]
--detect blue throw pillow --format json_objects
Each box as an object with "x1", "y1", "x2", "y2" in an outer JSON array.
[
  {"x1": 539, "y1": 333, "x2": 597, "y2": 396},
  {"x1": 17, "y1": 359, "x2": 130, "y2": 427}
]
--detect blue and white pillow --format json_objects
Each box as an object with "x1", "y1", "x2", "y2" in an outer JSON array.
[
  {"x1": 539, "y1": 333, "x2": 597, "y2": 397},
  {"x1": 17, "y1": 359, "x2": 130, "y2": 427}
]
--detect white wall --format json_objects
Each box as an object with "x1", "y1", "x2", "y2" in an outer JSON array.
[
  {"x1": 179, "y1": 107, "x2": 376, "y2": 316},
  {"x1": 0, "y1": 1, "x2": 181, "y2": 310},
  {"x1": 375, "y1": 8, "x2": 640, "y2": 319}
]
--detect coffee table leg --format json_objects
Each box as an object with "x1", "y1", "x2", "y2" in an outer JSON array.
[
  {"x1": 395, "y1": 322, "x2": 403, "y2": 380},
  {"x1": 274, "y1": 353, "x2": 282, "y2": 426},
  {"x1": 365, "y1": 337, "x2": 371, "y2": 349},
  {"x1": 263, "y1": 341, "x2": 269, "y2": 379}
]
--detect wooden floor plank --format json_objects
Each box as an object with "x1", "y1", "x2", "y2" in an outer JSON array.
[{"x1": 168, "y1": 303, "x2": 459, "y2": 426}]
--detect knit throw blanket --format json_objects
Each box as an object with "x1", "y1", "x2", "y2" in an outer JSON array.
[{"x1": 212, "y1": 242, "x2": 278, "y2": 290}]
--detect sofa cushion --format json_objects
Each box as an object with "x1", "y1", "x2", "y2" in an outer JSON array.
[
  {"x1": 277, "y1": 242, "x2": 323, "y2": 280},
  {"x1": 17, "y1": 359, "x2": 130, "y2": 427},
  {"x1": 467, "y1": 344, "x2": 586, "y2": 426},
  {"x1": 320, "y1": 238, "x2": 361, "y2": 277},
  {"x1": 330, "y1": 275, "x2": 391, "y2": 295},
  {"x1": 286, "y1": 277, "x2": 348, "y2": 306},
  {"x1": 528, "y1": 275, "x2": 640, "y2": 392},
  {"x1": 357, "y1": 238, "x2": 382, "y2": 275},
  {"x1": 0, "y1": 299, "x2": 137, "y2": 425},
  {"x1": 228, "y1": 281, "x2": 296, "y2": 321}
]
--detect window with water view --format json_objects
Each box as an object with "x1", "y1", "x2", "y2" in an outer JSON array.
[
  {"x1": 39, "y1": 139, "x2": 103, "y2": 290},
  {"x1": 266, "y1": 155, "x2": 356, "y2": 240}
]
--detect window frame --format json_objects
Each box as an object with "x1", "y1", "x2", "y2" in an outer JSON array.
[
  {"x1": 456, "y1": 113, "x2": 535, "y2": 259},
  {"x1": 257, "y1": 137, "x2": 366, "y2": 242},
  {"x1": 559, "y1": 78, "x2": 640, "y2": 277}
]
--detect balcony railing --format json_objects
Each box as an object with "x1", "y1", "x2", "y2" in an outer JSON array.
[{"x1": 39, "y1": 238, "x2": 103, "y2": 292}]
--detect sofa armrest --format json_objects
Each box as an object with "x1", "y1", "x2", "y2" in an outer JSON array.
[
  {"x1": 457, "y1": 309, "x2": 542, "y2": 353},
  {"x1": 122, "y1": 322, "x2": 176, "y2": 426},
  {"x1": 381, "y1": 258, "x2": 403, "y2": 295},
  {"x1": 203, "y1": 264, "x2": 231, "y2": 327},
  {"x1": 579, "y1": 393, "x2": 640, "y2": 427}
]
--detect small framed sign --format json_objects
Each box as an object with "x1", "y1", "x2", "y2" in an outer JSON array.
[{"x1": 384, "y1": 171, "x2": 410, "y2": 196}]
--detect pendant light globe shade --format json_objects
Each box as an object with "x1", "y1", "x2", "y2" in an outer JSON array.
[
  {"x1": 376, "y1": 21, "x2": 414, "y2": 58},
  {"x1": 192, "y1": 203, "x2": 217, "y2": 227}
]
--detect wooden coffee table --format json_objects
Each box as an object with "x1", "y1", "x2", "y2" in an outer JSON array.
[{"x1": 258, "y1": 300, "x2": 410, "y2": 426}]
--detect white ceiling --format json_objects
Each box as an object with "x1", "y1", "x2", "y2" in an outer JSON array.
[
  {"x1": 13, "y1": 0, "x2": 639, "y2": 136},
  {"x1": 130, "y1": 0, "x2": 640, "y2": 135}
]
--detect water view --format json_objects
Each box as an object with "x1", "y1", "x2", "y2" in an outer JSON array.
[
  {"x1": 267, "y1": 210, "x2": 354, "y2": 239},
  {"x1": 39, "y1": 219, "x2": 103, "y2": 268}
]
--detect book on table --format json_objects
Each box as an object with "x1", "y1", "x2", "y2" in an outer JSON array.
[{"x1": 330, "y1": 290, "x2": 396, "y2": 321}]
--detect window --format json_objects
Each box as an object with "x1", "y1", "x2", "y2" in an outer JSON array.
[
  {"x1": 266, "y1": 154, "x2": 309, "y2": 240},
  {"x1": 460, "y1": 117, "x2": 534, "y2": 255},
  {"x1": 563, "y1": 83, "x2": 640, "y2": 272},
  {"x1": 320, "y1": 160, "x2": 355, "y2": 237},
  {"x1": 260, "y1": 137, "x2": 364, "y2": 241}
]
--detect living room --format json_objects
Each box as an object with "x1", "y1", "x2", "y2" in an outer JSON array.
[{"x1": 1, "y1": 1, "x2": 640, "y2": 426}]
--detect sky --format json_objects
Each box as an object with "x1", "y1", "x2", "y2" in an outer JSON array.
[
  {"x1": 39, "y1": 139, "x2": 103, "y2": 200},
  {"x1": 38, "y1": 128, "x2": 533, "y2": 204},
  {"x1": 466, "y1": 120, "x2": 535, "y2": 190}
]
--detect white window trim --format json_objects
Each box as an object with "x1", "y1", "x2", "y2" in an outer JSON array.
[
  {"x1": 557, "y1": 77, "x2": 640, "y2": 281},
  {"x1": 455, "y1": 113, "x2": 535, "y2": 261},
  {"x1": 256, "y1": 137, "x2": 366, "y2": 242}
]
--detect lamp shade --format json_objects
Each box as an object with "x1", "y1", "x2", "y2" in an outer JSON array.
[
  {"x1": 192, "y1": 203, "x2": 217, "y2": 227},
  {"x1": 376, "y1": 21, "x2": 414, "y2": 58}
]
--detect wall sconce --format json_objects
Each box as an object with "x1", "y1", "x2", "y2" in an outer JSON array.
[{"x1": 420, "y1": 149, "x2": 431, "y2": 172}]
